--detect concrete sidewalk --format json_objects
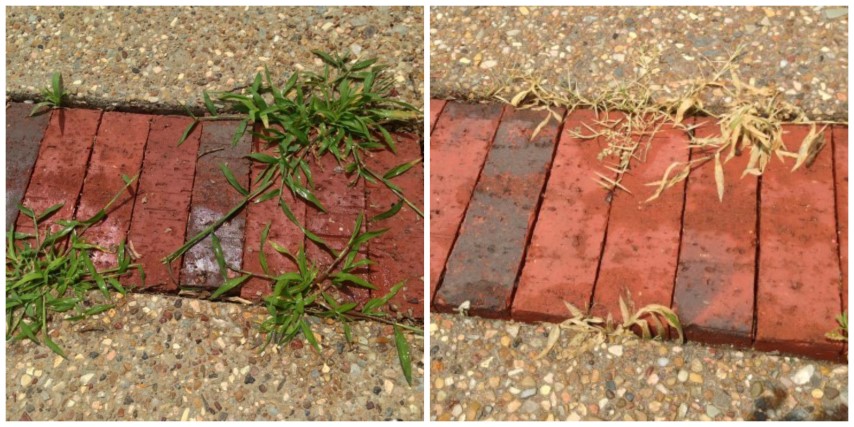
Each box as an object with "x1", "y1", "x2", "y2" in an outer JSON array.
[
  {"x1": 7, "y1": 6, "x2": 423, "y2": 113},
  {"x1": 431, "y1": 6, "x2": 847, "y2": 120}
]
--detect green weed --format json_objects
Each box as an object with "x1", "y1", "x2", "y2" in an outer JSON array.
[
  {"x1": 166, "y1": 50, "x2": 423, "y2": 385},
  {"x1": 6, "y1": 176, "x2": 142, "y2": 357},
  {"x1": 826, "y1": 311, "x2": 847, "y2": 343},
  {"x1": 30, "y1": 71, "x2": 67, "y2": 117}
]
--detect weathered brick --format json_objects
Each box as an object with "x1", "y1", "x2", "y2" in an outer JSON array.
[
  {"x1": 435, "y1": 107, "x2": 564, "y2": 318},
  {"x1": 672, "y1": 118, "x2": 757, "y2": 346},
  {"x1": 76, "y1": 112, "x2": 150, "y2": 270},
  {"x1": 15, "y1": 108, "x2": 102, "y2": 235},
  {"x1": 832, "y1": 126, "x2": 847, "y2": 313},
  {"x1": 365, "y1": 133, "x2": 424, "y2": 318},
  {"x1": 591, "y1": 120, "x2": 689, "y2": 323},
  {"x1": 125, "y1": 116, "x2": 201, "y2": 291},
  {"x1": 181, "y1": 121, "x2": 252, "y2": 290},
  {"x1": 6, "y1": 103, "x2": 51, "y2": 229},
  {"x1": 429, "y1": 103, "x2": 503, "y2": 300},
  {"x1": 754, "y1": 125, "x2": 842, "y2": 360},
  {"x1": 512, "y1": 109, "x2": 615, "y2": 322}
]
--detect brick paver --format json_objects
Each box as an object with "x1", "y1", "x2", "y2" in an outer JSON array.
[
  {"x1": 754, "y1": 126, "x2": 843, "y2": 359},
  {"x1": 5, "y1": 103, "x2": 51, "y2": 229},
  {"x1": 435, "y1": 107, "x2": 564, "y2": 318},
  {"x1": 832, "y1": 126, "x2": 848, "y2": 313},
  {"x1": 430, "y1": 99, "x2": 446, "y2": 133}
]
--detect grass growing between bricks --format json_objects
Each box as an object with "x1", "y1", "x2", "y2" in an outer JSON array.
[
  {"x1": 495, "y1": 43, "x2": 846, "y2": 201},
  {"x1": 6, "y1": 177, "x2": 142, "y2": 357},
  {"x1": 165, "y1": 50, "x2": 423, "y2": 384}
]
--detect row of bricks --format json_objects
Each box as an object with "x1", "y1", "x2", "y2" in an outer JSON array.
[
  {"x1": 429, "y1": 101, "x2": 847, "y2": 361},
  {"x1": 7, "y1": 104, "x2": 424, "y2": 318}
]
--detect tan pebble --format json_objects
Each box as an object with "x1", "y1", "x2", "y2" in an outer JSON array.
[
  {"x1": 21, "y1": 374, "x2": 33, "y2": 387},
  {"x1": 811, "y1": 389, "x2": 824, "y2": 399}
]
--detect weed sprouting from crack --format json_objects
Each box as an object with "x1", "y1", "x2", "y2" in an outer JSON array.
[
  {"x1": 29, "y1": 71, "x2": 67, "y2": 117},
  {"x1": 164, "y1": 50, "x2": 423, "y2": 385},
  {"x1": 6, "y1": 176, "x2": 143, "y2": 357},
  {"x1": 496, "y1": 43, "x2": 845, "y2": 201},
  {"x1": 535, "y1": 290, "x2": 683, "y2": 360}
]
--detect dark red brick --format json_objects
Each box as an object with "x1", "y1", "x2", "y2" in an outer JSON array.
[
  {"x1": 180, "y1": 121, "x2": 251, "y2": 290},
  {"x1": 434, "y1": 107, "x2": 564, "y2": 318},
  {"x1": 754, "y1": 125, "x2": 842, "y2": 360},
  {"x1": 76, "y1": 112, "x2": 150, "y2": 270},
  {"x1": 429, "y1": 103, "x2": 503, "y2": 300},
  {"x1": 6, "y1": 103, "x2": 51, "y2": 229},
  {"x1": 305, "y1": 154, "x2": 368, "y2": 305},
  {"x1": 430, "y1": 99, "x2": 446, "y2": 133},
  {"x1": 672, "y1": 118, "x2": 757, "y2": 346},
  {"x1": 241, "y1": 127, "x2": 305, "y2": 300},
  {"x1": 125, "y1": 116, "x2": 201, "y2": 291},
  {"x1": 365, "y1": 133, "x2": 424, "y2": 318},
  {"x1": 591, "y1": 120, "x2": 690, "y2": 323},
  {"x1": 15, "y1": 108, "x2": 102, "y2": 235},
  {"x1": 832, "y1": 126, "x2": 847, "y2": 313},
  {"x1": 512, "y1": 109, "x2": 615, "y2": 322}
]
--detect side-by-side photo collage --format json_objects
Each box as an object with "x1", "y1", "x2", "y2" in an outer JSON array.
[{"x1": 3, "y1": 2, "x2": 849, "y2": 423}]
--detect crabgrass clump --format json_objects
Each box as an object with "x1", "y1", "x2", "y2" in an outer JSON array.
[
  {"x1": 29, "y1": 71, "x2": 67, "y2": 117},
  {"x1": 826, "y1": 312, "x2": 847, "y2": 344},
  {"x1": 6, "y1": 176, "x2": 142, "y2": 357},
  {"x1": 497, "y1": 44, "x2": 843, "y2": 201},
  {"x1": 166, "y1": 50, "x2": 422, "y2": 384}
]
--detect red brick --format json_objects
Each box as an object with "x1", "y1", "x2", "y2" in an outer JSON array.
[
  {"x1": 430, "y1": 99, "x2": 446, "y2": 133},
  {"x1": 6, "y1": 103, "x2": 51, "y2": 229},
  {"x1": 240, "y1": 128, "x2": 305, "y2": 301},
  {"x1": 591, "y1": 120, "x2": 689, "y2": 323},
  {"x1": 434, "y1": 107, "x2": 564, "y2": 318},
  {"x1": 76, "y1": 112, "x2": 150, "y2": 270},
  {"x1": 15, "y1": 108, "x2": 102, "y2": 235},
  {"x1": 832, "y1": 126, "x2": 847, "y2": 313},
  {"x1": 181, "y1": 121, "x2": 252, "y2": 290},
  {"x1": 365, "y1": 133, "x2": 424, "y2": 318},
  {"x1": 512, "y1": 109, "x2": 615, "y2": 322},
  {"x1": 125, "y1": 116, "x2": 201, "y2": 291},
  {"x1": 429, "y1": 103, "x2": 503, "y2": 300},
  {"x1": 672, "y1": 118, "x2": 757, "y2": 346},
  {"x1": 754, "y1": 125, "x2": 842, "y2": 360},
  {"x1": 304, "y1": 154, "x2": 368, "y2": 305}
]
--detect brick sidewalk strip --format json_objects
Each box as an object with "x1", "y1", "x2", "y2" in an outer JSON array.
[
  {"x1": 590, "y1": 120, "x2": 689, "y2": 323},
  {"x1": 832, "y1": 126, "x2": 847, "y2": 313},
  {"x1": 15, "y1": 108, "x2": 102, "y2": 235},
  {"x1": 76, "y1": 112, "x2": 150, "y2": 270},
  {"x1": 512, "y1": 109, "x2": 616, "y2": 322},
  {"x1": 754, "y1": 126, "x2": 843, "y2": 359},
  {"x1": 429, "y1": 103, "x2": 503, "y2": 300},
  {"x1": 240, "y1": 127, "x2": 306, "y2": 301},
  {"x1": 125, "y1": 116, "x2": 201, "y2": 291},
  {"x1": 181, "y1": 121, "x2": 251, "y2": 290},
  {"x1": 671, "y1": 118, "x2": 757, "y2": 346},
  {"x1": 6, "y1": 104, "x2": 51, "y2": 229},
  {"x1": 435, "y1": 107, "x2": 564, "y2": 318},
  {"x1": 430, "y1": 99, "x2": 446, "y2": 133},
  {"x1": 305, "y1": 154, "x2": 369, "y2": 306},
  {"x1": 365, "y1": 133, "x2": 425, "y2": 318}
]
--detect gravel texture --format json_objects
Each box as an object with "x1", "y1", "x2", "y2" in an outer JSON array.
[
  {"x1": 430, "y1": 313, "x2": 847, "y2": 421},
  {"x1": 6, "y1": 293, "x2": 424, "y2": 421},
  {"x1": 6, "y1": 6, "x2": 423, "y2": 113},
  {"x1": 431, "y1": 6, "x2": 848, "y2": 120}
]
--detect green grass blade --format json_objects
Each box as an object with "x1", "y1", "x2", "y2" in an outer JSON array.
[{"x1": 394, "y1": 325, "x2": 413, "y2": 386}]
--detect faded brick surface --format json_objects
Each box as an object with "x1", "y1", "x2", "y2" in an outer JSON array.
[
  {"x1": 832, "y1": 126, "x2": 847, "y2": 313},
  {"x1": 181, "y1": 121, "x2": 251, "y2": 290},
  {"x1": 430, "y1": 99, "x2": 446, "y2": 133}
]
